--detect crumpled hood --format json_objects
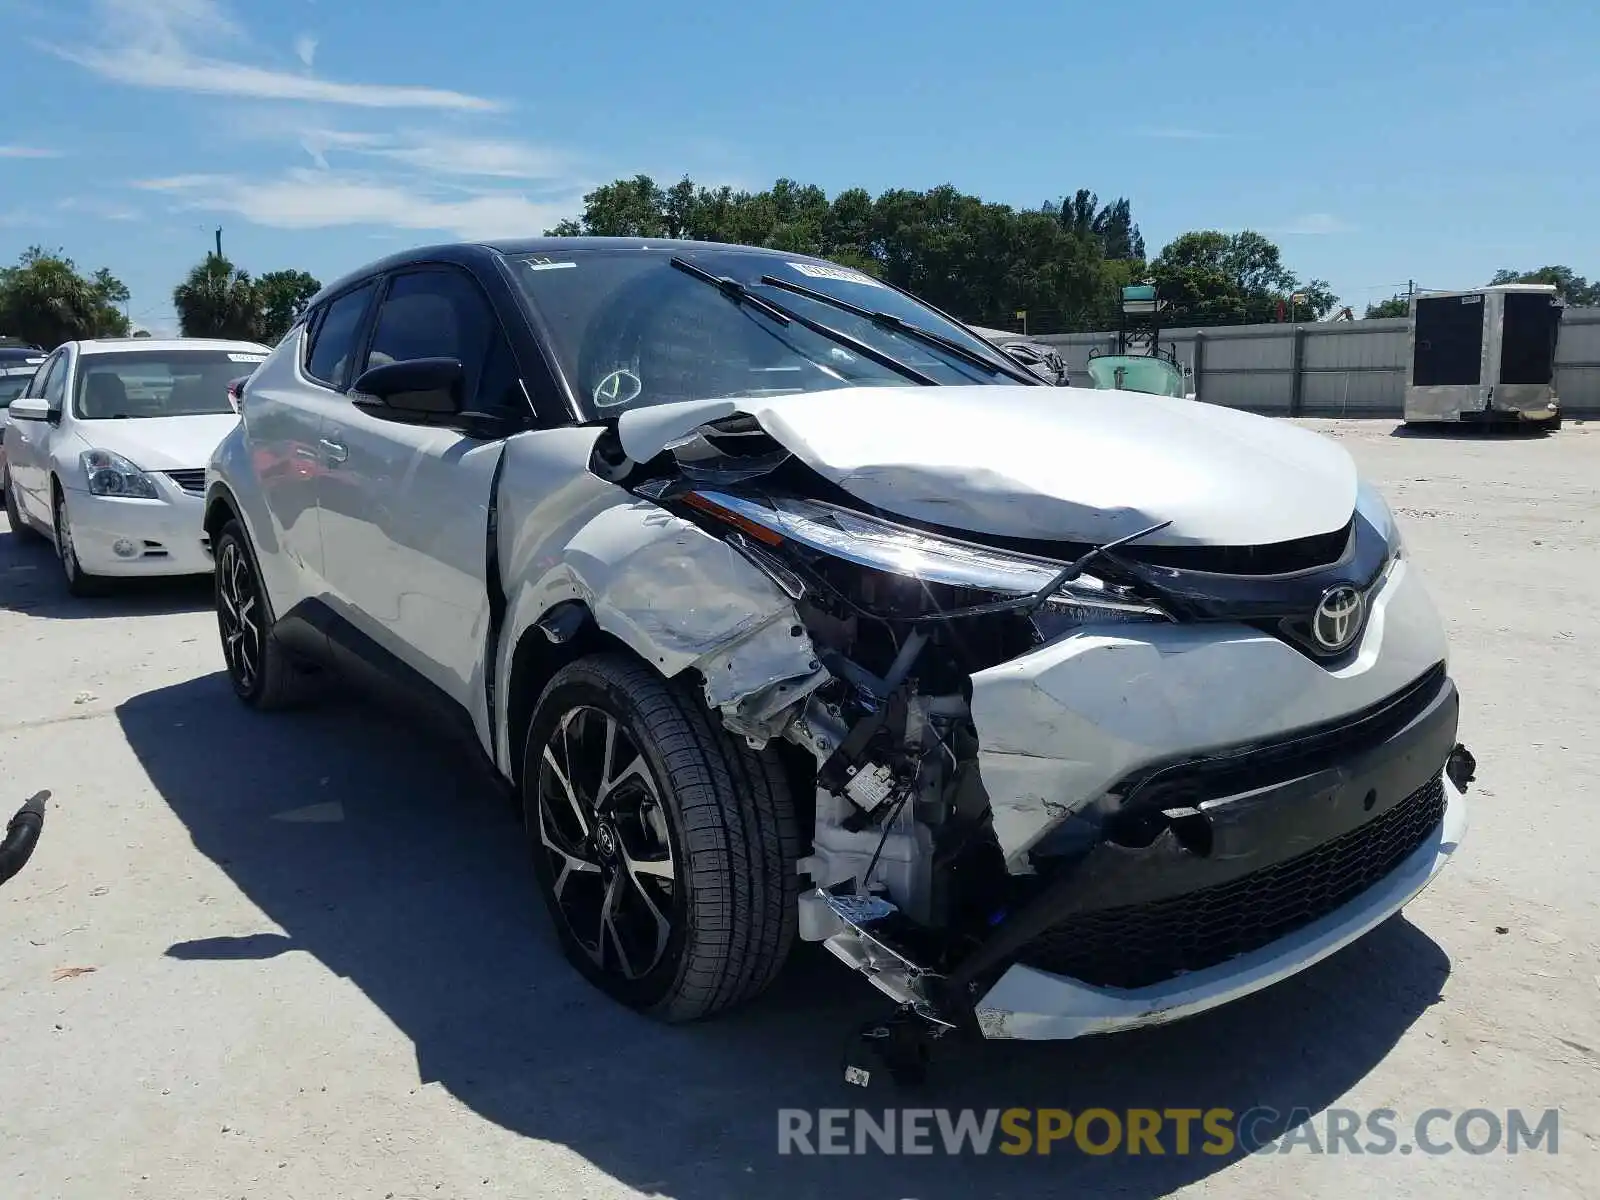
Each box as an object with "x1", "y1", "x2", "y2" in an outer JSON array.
[
  {"x1": 617, "y1": 385, "x2": 1359, "y2": 546},
  {"x1": 70, "y1": 414, "x2": 240, "y2": 472}
]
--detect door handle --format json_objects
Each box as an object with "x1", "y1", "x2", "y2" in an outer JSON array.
[{"x1": 319, "y1": 437, "x2": 348, "y2": 465}]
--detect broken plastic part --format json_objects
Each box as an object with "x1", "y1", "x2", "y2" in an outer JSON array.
[{"x1": 817, "y1": 889, "x2": 954, "y2": 1029}]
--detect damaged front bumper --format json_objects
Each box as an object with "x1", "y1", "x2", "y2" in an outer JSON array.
[
  {"x1": 972, "y1": 769, "x2": 1466, "y2": 1039},
  {"x1": 815, "y1": 647, "x2": 1470, "y2": 1041}
]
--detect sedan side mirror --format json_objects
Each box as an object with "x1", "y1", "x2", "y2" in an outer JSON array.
[
  {"x1": 351, "y1": 357, "x2": 464, "y2": 422},
  {"x1": 7, "y1": 397, "x2": 49, "y2": 422}
]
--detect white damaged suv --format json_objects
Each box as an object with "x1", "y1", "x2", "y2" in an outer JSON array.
[{"x1": 204, "y1": 239, "x2": 1474, "y2": 1050}]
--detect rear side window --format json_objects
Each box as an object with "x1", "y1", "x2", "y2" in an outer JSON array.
[{"x1": 305, "y1": 283, "x2": 375, "y2": 387}]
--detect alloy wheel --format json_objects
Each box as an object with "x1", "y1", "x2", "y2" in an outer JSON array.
[
  {"x1": 216, "y1": 539, "x2": 262, "y2": 692},
  {"x1": 53, "y1": 497, "x2": 77, "y2": 583},
  {"x1": 534, "y1": 705, "x2": 678, "y2": 981}
]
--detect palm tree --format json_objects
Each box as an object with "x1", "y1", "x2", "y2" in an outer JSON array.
[
  {"x1": 173, "y1": 254, "x2": 259, "y2": 339},
  {"x1": 0, "y1": 247, "x2": 129, "y2": 349}
]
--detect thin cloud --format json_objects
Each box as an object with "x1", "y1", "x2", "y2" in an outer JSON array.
[
  {"x1": 0, "y1": 209, "x2": 57, "y2": 228},
  {"x1": 294, "y1": 127, "x2": 569, "y2": 180},
  {"x1": 136, "y1": 168, "x2": 575, "y2": 240},
  {"x1": 58, "y1": 195, "x2": 142, "y2": 221},
  {"x1": 294, "y1": 33, "x2": 317, "y2": 68},
  {"x1": 0, "y1": 145, "x2": 64, "y2": 158},
  {"x1": 53, "y1": 0, "x2": 500, "y2": 111}
]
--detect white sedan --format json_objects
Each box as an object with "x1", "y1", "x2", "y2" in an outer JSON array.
[{"x1": 3, "y1": 337, "x2": 269, "y2": 595}]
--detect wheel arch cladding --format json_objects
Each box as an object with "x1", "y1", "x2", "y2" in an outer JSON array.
[{"x1": 204, "y1": 492, "x2": 239, "y2": 543}]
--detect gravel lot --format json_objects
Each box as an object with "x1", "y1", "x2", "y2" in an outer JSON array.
[{"x1": 1, "y1": 418, "x2": 1596, "y2": 1200}]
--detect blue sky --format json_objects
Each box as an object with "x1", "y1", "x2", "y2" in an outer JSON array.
[{"x1": 0, "y1": 0, "x2": 1594, "y2": 333}]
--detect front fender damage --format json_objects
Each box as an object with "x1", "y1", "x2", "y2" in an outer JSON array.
[
  {"x1": 556, "y1": 499, "x2": 830, "y2": 745},
  {"x1": 491, "y1": 429, "x2": 832, "y2": 776}
]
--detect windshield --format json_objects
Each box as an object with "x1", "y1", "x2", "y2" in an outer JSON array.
[
  {"x1": 0, "y1": 373, "x2": 34, "y2": 407},
  {"x1": 72, "y1": 349, "x2": 266, "y2": 420},
  {"x1": 1086, "y1": 355, "x2": 1189, "y2": 398},
  {"x1": 504, "y1": 247, "x2": 1025, "y2": 417}
]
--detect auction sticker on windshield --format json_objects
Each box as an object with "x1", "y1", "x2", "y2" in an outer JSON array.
[{"x1": 787, "y1": 262, "x2": 885, "y2": 288}]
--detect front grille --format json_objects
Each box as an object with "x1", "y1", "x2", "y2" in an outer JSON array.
[
  {"x1": 164, "y1": 469, "x2": 206, "y2": 495},
  {"x1": 1018, "y1": 774, "x2": 1447, "y2": 989},
  {"x1": 1117, "y1": 520, "x2": 1353, "y2": 576}
]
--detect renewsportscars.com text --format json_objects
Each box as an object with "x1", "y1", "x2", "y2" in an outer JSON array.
[{"x1": 777, "y1": 1107, "x2": 1560, "y2": 1157}]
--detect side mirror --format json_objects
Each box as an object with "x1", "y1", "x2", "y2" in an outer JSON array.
[
  {"x1": 8, "y1": 397, "x2": 49, "y2": 422},
  {"x1": 351, "y1": 357, "x2": 464, "y2": 421}
]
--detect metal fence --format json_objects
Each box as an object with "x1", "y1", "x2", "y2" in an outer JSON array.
[{"x1": 1024, "y1": 307, "x2": 1600, "y2": 418}]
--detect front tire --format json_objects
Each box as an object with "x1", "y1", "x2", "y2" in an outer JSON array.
[
  {"x1": 522, "y1": 653, "x2": 800, "y2": 1022},
  {"x1": 53, "y1": 487, "x2": 108, "y2": 597},
  {"x1": 213, "y1": 518, "x2": 313, "y2": 710}
]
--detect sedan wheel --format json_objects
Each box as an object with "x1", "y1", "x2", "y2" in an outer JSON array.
[
  {"x1": 522, "y1": 654, "x2": 800, "y2": 1022},
  {"x1": 53, "y1": 490, "x2": 106, "y2": 596},
  {"x1": 4, "y1": 472, "x2": 38, "y2": 539}
]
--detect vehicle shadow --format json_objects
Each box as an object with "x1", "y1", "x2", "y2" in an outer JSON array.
[
  {"x1": 117, "y1": 673, "x2": 1452, "y2": 1200},
  {"x1": 0, "y1": 516, "x2": 213, "y2": 618}
]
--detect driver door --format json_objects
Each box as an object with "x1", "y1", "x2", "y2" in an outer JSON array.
[
  {"x1": 9, "y1": 350, "x2": 68, "y2": 525},
  {"x1": 316, "y1": 265, "x2": 532, "y2": 723}
]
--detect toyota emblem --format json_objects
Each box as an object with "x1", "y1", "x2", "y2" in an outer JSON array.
[{"x1": 1311, "y1": 585, "x2": 1365, "y2": 653}]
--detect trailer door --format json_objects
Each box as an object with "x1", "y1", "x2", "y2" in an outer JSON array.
[
  {"x1": 1413, "y1": 295, "x2": 1484, "y2": 386},
  {"x1": 1499, "y1": 293, "x2": 1562, "y2": 385}
]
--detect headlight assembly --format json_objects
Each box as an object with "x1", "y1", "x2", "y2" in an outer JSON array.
[
  {"x1": 681, "y1": 489, "x2": 1171, "y2": 623},
  {"x1": 81, "y1": 449, "x2": 159, "y2": 499},
  {"x1": 1355, "y1": 479, "x2": 1403, "y2": 561}
]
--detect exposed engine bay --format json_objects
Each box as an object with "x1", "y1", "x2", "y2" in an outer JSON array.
[{"x1": 584, "y1": 398, "x2": 1471, "y2": 1075}]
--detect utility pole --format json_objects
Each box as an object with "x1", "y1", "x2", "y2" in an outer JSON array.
[{"x1": 214, "y1": 227, "x2": 223, "y2": 261}]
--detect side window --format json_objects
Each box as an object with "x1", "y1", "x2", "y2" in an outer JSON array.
[
  {"x1": 363, "y1": 268, "x2": 529, "y2": 419},
  {"x1": 23, "y1": 354, "x2": 59, "y2": 399},
  {"x1": 305, "y1": 283, "x2": 376, "y2": 388},
  {"x1": 43, "y1": 354, "x2": 70, "y2": 410}
]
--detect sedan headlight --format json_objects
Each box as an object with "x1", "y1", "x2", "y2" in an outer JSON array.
[
  {"x1": 681, "y1": 489, "x2": 1170, "y2": 623},
  {"x1": 81, "y1": 449, "x2": 159, "y2": 499}
]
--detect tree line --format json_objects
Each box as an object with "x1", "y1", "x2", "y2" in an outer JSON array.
[
  {"x1": 3, "y1": 174, "x2": 1596, "y2": 350},
  {"x1": 545, "y1": 176, "x2": 1342, "y2": 332}
]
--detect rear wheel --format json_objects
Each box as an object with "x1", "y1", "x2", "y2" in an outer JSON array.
[
  {"x1": 522, "y1": 653, "x2": 800, "y2": 1022},
  {"x1": 4, "y1": 472, "x2": 38, "y2": 539},
  {"x1": 214, "y1": 518, "x2": 315, "y2": 710}
]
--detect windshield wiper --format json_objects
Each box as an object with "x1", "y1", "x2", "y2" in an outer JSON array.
[
  {"x1": 757, "y1": 274, "x2": 1042, "y2": 386},
  {"x1": 668, "y1": 257, "x2": 937, "y2": 386}
]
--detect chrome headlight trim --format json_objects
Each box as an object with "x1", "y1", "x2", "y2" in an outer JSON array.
[{"x1": 686, "y1": 489, "x2": 1171, "y2": 620}]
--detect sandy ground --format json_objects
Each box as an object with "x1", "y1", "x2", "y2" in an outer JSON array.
[{"x1": 0, "y1": 418, "x2": 1596, "y2": 1199}]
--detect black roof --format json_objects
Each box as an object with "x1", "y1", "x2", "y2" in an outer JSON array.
[{"x1": 307, "y1": 237, "x2": 819, "y2": 313}]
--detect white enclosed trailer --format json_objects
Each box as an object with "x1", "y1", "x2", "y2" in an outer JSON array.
[{"x1": 1404, "y1": 284, "x2": 1564, "y2": 427}]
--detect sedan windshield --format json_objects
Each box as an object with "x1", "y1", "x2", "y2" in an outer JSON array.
[
  {"x1": 504, "y1": 247, "x2": 1028, "y2": 417},
  {"x1": 73, "y1": 349, "x2": 265, "y2": 420},
  {"x1": 0, "y1": 372, "x2": 34, "y2": 406}
]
